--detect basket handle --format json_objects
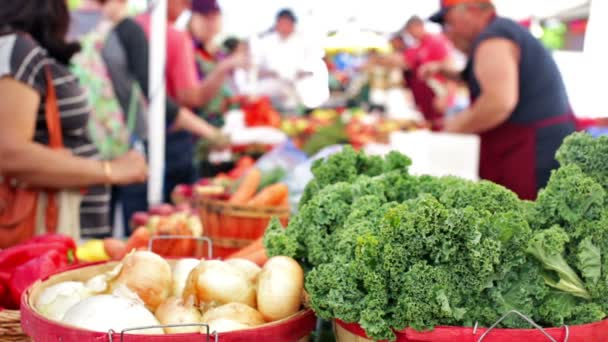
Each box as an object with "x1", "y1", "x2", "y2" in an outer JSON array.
[
  {"x1": 475, "y1": 310, "x2": 569, "y2": 342},
  {"x1": 148, "y1": 235, "x2": 213, "y2": 259},
  {"x1": 107, "y1": 323, "x2": 218, "y2": 342}
]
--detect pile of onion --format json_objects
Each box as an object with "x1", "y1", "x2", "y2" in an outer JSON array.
[{"x1": 34, "y1": 251, "x2": 305, "y2": 336}]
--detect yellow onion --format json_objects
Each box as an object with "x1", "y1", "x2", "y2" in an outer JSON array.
[
  {"x1": 62, "y1": 294, "x2": 164, "y2": 334},
  {"x1": 257, "y1": 256, "x2": 304, "y2": 322},
  {"x1": 35, "y1": 281, "x2": 93, "y2": 321},
  {"x1": 201, "y1": 303, "x2": 265, "y2": 327},
  {"x1": 110, "y1": 251, "x2": 172, "y2": 310},
  {"x1": 226, "y1": 259, "x2": 262, "y2": 284},
  {"x1": 155, "y1": 297, "x2": 202, "y2": 334},
  {"x1": 172, "y1": 258, "x2": 201, "y2": 297},
  {"x1": 183, "y1": 260, "x2": 255, "y2": 308}
]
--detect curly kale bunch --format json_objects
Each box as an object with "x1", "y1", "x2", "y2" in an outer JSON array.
[
  {"x1": 299, "y1": 146, "x2": 411, "y2": 207},
  {"x1": 556, "y1": 132, "x2": 608, "y2": 191},
  {"x1": 306, "y1": 193, "x2": 536, "y2": 340},
  {"x1": 265, "y1": 135, "x2": 608, "y2": 340}
]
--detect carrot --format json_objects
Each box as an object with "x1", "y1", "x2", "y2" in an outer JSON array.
[
  {"x1": 168, "y1": 222, "x2": 193, "y2": 257},
  {"x1": 280, "y1": 196, "x2": 290, "y2": 208},
  {"x1": 152, "y1": 223, "x2": 175, "y2": 256},
  {"x1": 103, "y1": 238, "x2": 127, "y2": 261},
  {"x1": 124, "y1": 226, "x2": 151, "y2": 255},
  {"x1": 229, "y1": 168, "x2": 262, "y2": 204},
  {"x1": 247, "y1": 183, "x2": 289, "y2": 206},
  {"x1": 227, "y1": 238, "x2": 264, "y2": 259},
  {"x1": 240, "y1": 248, "x2": 268, "y2": 266}
]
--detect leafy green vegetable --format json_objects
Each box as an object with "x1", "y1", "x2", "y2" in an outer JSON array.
[
  {"x1": 577, "y1": 237, "x2": 602, "y2": 285},
  {"x1": 556, "y1": 132, "x2": 608, "y2": 191},
  {"x1": 526, "y1": 226, "x2": 590, "y2": 300},
  {"x1": 264, "y1": 135, "x2": 608, "y2": 340}
]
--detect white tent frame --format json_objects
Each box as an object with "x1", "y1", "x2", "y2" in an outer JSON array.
[{"x1": 147, "y1": 0, "x2": 167, "y2": 206}]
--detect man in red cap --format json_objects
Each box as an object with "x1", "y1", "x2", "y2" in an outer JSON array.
[
  {"x1": 424, "y1": 0, "x2": 575, "y2": 200},
  {"x1": 369, "y1": 16, "x2": 454, "y2": 122}
]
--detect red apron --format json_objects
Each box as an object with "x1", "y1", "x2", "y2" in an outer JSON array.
[{"x1": 479, "y1": 113, "x2": 574, "y2": 200}]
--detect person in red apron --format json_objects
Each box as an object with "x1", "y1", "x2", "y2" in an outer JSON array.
[
  {"x1": 369, "y1": 17, "x2": 453, "y2": 122},
  {"x1": 427, "y1": 0, "x2": 576, "y2": 200}
]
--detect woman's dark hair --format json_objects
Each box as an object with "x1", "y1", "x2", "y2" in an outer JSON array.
[{"x1": 0, "y1": 0, "x2": 80, "y2": 65}]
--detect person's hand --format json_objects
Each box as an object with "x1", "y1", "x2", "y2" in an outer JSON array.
[
  {"x1": 418, "y1": 62, "x2": 442, "y2": 80},
  {"x1": 208, "y1": 131, "x2": 231, "y2": 149},
  {"x1": 221, "y1": 53, "x2": 250, "y2": 72},
  {"x1": 108, "y1": 150, "x2": 148, "y2": 185}
]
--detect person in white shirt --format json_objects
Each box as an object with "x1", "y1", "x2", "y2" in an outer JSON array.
[{"x1": 249, "y1": 9, "x2": 329, "y2": 112}]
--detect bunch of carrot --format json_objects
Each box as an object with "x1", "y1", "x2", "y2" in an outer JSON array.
[
  {"x1": 103, "y1": 215, "x2": 201, "y2": 260},
  {"x1": 226, "y1": 237, "x2": 268, "y2": 266},
  {"x1": 103, "y1": 227, "x2": 150, "y2": 260},
  {"x1": 229, "y1": 168, "x2": 289, "y2": 207}
]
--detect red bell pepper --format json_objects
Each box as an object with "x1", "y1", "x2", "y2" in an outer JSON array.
[
  {"x1": 8, "y1": 249, "x2": 65, "y2": 309},
  {"x1": 26, "y1": 234, "x2": 77, "y2": 251},
  {"x1": 0, "y1": 242, "x2": 70, "y2": 272},
  {"x1": 0, "y1": 235, "x2": 77, "y2": 309}
]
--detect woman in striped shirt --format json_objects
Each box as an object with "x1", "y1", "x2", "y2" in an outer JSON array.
[{"x1": 0, "y1": 0, "x2": 148, "y2": 238}]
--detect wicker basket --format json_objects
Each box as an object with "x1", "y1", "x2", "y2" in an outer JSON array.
[
  {"x1": 195, "y1": 196, "x2": 290, "y2": 258},
  {"x1": 0, "y1": 309, "x2": 31, "y2": 342}
]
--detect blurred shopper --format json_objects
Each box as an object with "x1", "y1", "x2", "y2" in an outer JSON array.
[
  {"x1": 187, "y1": 0, "x2": 249, "y2": 127},
  {"x1": 370, "y1": 16, "x2": 454, "y2": 122},
  {"x1": 71, "y1": 0, "x2": 223, "y2": 229},
  {"x1": 68, "y1": 0, "x2": 104, "y2": 41},
  {"x1": 251, "y1": 8, "x2": 330, "y2": 111},
  {"x1": 424, "y1": 0, "x2": 575, "y2": 199},
  {"x1": 0, "y1": 0, "x2": 147, "y2": 238}
]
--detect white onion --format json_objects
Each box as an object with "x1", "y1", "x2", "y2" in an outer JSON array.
[
  {"x1": 201, "y1": 303, "x2": 265, "y2": 327},
  {"x1": 257, "y1": 256, "x2": 304, "y2": 322},
  {"x1": 62, "y1": 294, "x2": 164, "y2": 335},
  {"x1": 226, "y1": 259, "x2": 262, "y2": 284},
  {"x1": 35, "y1": 281, "x2": 92, "y2": 321},
  {"x1": 206, "y1": 319, "x2": 250, "y2": 334},
  {"x1": 183, "y1": 260, "x2": 256, "y2": 308},
  {"x1": 155, "y1": 297, "x2": 202, "y2": 334},
  {"x1": 172, "y1": 258, "x2": 201, "y2": 297},
  {"x1": 110, "y1": 251, "x2": 172, "y2": 310}
]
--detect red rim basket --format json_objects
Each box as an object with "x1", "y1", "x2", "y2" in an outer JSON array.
[
  {"x1": 194, "y1": 196, "x2": 289, "y2": 258},
  {"x1": 20, "y1": 262, "x2": 316, "y2": 342}
]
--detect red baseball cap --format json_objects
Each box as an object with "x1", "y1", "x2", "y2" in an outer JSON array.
[{"x1": 429, "y1": 0, "x2": 493, "y2": 24}]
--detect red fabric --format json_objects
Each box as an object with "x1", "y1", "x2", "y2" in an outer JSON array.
[
  {"x1": 337, "y1": 319, "x2": 608, "y2": 342},
  {"x1": 442, "y1": 0, "x2": 492, "y2": 6},
  {"x1": 403, "y1": 34, "x2": 451, "y2": 122},
  {"x1": 136, "y1": 15, "x2": 199, "y2": 99},
  {"x1": 479, "y1": 121, "x2": 538, "y2": 200},
  {"x1": 479, "y1": 112, "x2": 575, "y2": 201}
]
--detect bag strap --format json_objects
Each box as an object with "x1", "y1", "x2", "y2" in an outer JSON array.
[
  {"x1": 43, "y1": 66, "x2": 63, "y2": 233},
  {"x1": 44, "y1": 66, "x2": 63, "y2": 149}
]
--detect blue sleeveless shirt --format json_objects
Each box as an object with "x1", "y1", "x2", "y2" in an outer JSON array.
[
  {"x1": 464, "y1": 17, "x2": 571, "y2": 124},
  {"x1": 464, "y1": 17, "x2": 575, "y2": 190}
]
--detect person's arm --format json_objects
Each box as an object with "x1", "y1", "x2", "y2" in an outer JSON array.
[
  {"x1": 177, "y1": 54, "x2": 246, "y2": 108},
  {"x1": 368, "y1": 53, "x2": 409, "y2": 69},
  {"x1": 0, "y1": 78, "x2": 147, "y2": 188},
  {"x1": 443, "y1": 39, "x2": 520, "y2": 134},
  {"x1": 418, "y1": 59, "x2": 463, "y2": 81}
]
